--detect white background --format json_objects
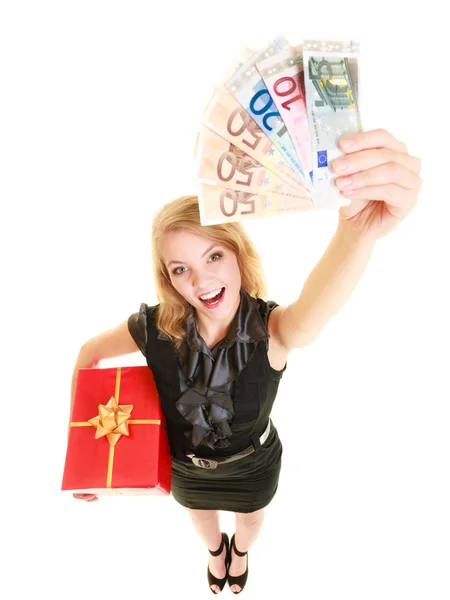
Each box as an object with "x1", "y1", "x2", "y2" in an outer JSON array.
[{"x1": 1, "y1": 1, "x2": 448, "y2": 599}]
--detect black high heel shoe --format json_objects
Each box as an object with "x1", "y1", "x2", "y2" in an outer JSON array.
[
  {"x1": 207, "y1": 532, "x2": 230, "y2": 594},
  {"x1": 227, "y1": 533, "x2": 249, "y2": 594}
]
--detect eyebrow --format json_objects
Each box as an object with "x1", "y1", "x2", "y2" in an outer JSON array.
[{"x1": 167, "y1": 244, "x2": 219, "y2": 267}]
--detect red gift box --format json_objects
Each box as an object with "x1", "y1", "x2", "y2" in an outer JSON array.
[{"x1": 62, "y1": 366, "x2": 172, "y2": 496}]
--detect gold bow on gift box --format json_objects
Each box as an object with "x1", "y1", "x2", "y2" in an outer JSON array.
[
  {"x1": 88, "y1": 396, "x2": 133, "y2": 446},
  {"x1": 70, "y1": 367, "x2": 161, "y2": 490}
]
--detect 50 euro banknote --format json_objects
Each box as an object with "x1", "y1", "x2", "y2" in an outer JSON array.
[
  {"x1": 198, "y1": 183, "x2": 315, "y2": 226},
  {"x1": 303, "y1": 39, "x2": 362, "y2": 209},
  {"x1": 202, "y1": 84, "x2": 303, "y2": 189},
  {"x1": 195, "y1": 127, "x2": 307, "y2": 197}
]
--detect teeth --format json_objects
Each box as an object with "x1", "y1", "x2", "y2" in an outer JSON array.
[{"x1": 199, "y1": 288, "x2": 223, "y2": 300}]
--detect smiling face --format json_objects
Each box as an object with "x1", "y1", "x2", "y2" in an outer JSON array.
[{"x1": 161, "y1": 229, "x2": 242, "y2": 332}]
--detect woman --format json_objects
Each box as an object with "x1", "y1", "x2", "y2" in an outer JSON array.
[{"x1": 71, "y1": 129, "x2": 422, "y2": 594}]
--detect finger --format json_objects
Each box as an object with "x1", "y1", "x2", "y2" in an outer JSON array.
[
  {"x1": 340, "y1": 184, "x2": 417, "y2": 210},
  {"x1": 86, "y1": 497, "x2": 98, "y2": 502},
  {"x1": 335, "y1": 162, "x2": 422, "y2": 193},
  {"x1": 331, "y1": 148, "x2": 422, "y2": 177},
  {"x1": 339, "y1": 128, "x2": 409, "y2": 154},
  {"x1": 73, "y1": 493, "x2": 96, "y2": 500}
]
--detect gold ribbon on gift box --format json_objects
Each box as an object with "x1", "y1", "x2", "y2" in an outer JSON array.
[{"x1": 70, "y1": 367, "x2": 161, "y2": 490}]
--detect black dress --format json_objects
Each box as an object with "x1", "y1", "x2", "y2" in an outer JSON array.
[{"x1": 127, "y1": 290, "x2": 287, "y2": 513}]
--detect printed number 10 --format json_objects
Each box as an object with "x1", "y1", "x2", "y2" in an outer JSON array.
[{"x1": 274, "y1": 77, "x2": 302, "y2": 110}]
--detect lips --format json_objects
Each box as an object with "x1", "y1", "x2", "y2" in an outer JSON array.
[
  {"x1": 198, "y1": 287, "x2": 224, "y2": 300},
  {"x1": 198, "y1": 287, "x2": 226, "y2": 308}
]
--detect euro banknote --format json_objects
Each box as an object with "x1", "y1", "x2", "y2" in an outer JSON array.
[
  {"x1": 256, "y1": 45, "x2": 313, "y2": 191},
  {"x1": 225, "y1": 38, "x2": 308, "y2": 186},
  {"x1": 198, "y1": 183, "x2": 315, "y2": 226},
  {"x1": 303, "y1": 39, "x2": 362, "y2": 209},
  {"x1": 195, "y1": 127, "x2": 307, "y2": 197},
  {"x1": 202, "y1": 84, "x2": 303, "y2": 189}
]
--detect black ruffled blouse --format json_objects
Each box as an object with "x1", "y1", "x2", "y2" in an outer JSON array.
[{"x1": 129, "y1": 290, "x2": 274, "y2": 452}]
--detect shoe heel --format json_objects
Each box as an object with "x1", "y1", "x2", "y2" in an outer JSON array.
[
  {"x1": 227, "y1": 533, "x2": 249, "y2": 594},
  {"x1": 207, "y1": 532, "x2": 230, "y2": 594}
]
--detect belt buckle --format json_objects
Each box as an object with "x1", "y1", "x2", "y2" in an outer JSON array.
[{"x1": 191, "y1": 457, "x2": 218, "y2": 469}]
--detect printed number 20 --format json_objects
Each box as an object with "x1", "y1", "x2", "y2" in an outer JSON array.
[{"x1": 249, "y1": 89, "x2": 280, "y2": 132}]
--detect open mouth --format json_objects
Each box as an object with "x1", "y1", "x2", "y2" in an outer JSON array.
[{"x1": 199, "y1": 287, "x2": 225, "y2": 306}]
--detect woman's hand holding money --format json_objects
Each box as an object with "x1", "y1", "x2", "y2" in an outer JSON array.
[{"x1": 333, "y1": 128, "x2": 422, "y2": 241}]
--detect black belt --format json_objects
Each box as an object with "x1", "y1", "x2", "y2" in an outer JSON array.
[{"x1": 186, "y1": 419, "x2": 271, "y2": 469}]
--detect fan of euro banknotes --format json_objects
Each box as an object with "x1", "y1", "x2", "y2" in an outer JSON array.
[{"x1": 195, "y1": 37, "x2": 362, "y2": 225}]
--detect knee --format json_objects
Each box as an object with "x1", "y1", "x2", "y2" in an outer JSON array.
[
  {"x1": 235, "y1": 508, "x2": 265, "y2": 528},
  {"x1": 185, "y1": 508, "x2": 218, "y2": 523}
]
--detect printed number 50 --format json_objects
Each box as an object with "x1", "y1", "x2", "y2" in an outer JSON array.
[{"x1": 220, "y1": 189, "x2": 255, "y2": 218}]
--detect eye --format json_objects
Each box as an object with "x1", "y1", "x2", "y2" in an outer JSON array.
[
  {"x1": 172, "y1": 252, "x2": 222, "y2": 275},
  {"x1": 173, "y1": 266, "x2": 186, "y2": 275}
]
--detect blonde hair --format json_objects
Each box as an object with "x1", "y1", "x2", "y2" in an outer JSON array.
[{"x1": 151, "y1": 195, "x2": 268, "y2": 351}]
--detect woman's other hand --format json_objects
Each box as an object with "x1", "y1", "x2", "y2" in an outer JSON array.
[{"x1": 73, "y1": 493, "x2": 98, "y2": 502}]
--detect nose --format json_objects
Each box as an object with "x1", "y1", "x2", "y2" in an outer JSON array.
[{"x1": 191, "y1": 270, "x2": 217, "y2": 294}]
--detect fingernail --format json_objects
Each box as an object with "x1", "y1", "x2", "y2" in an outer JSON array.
[
  {"x1": 339, "y1": 138, "x2": 355, "y2": 151},
  {"x1": 331, "y1": 159, "x2": 348, "y2": 173},
  {"x1": 336, "y1": 176, "x2": 352, "y2": 188}
]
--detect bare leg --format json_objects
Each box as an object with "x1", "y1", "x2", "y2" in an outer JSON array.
[
  {"x1": 229, "y1": 508, "x2": 265, "y2": 593},
  {"x1": 184, "y1": 508, "x2": 226, "y2": 594}
]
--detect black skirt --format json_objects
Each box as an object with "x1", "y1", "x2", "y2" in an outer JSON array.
[{"x1": 170, "y1": 422, "x2": 283, "y2": 513}]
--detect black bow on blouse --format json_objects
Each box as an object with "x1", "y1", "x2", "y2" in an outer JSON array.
[{"x1": 158, "y1": 290, "x2": 270, "y2": 450}]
